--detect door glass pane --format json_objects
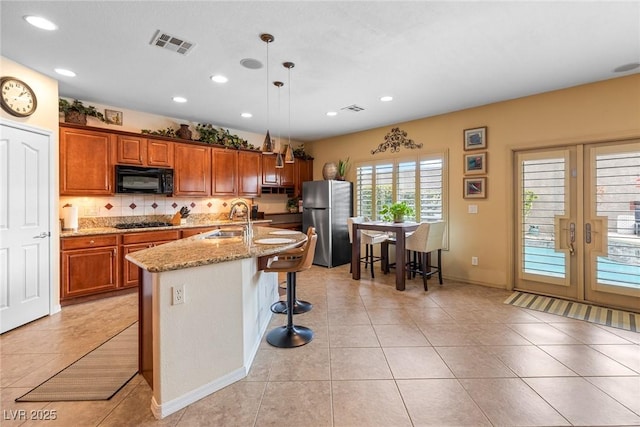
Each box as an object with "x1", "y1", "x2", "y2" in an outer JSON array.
[
  {"x1": 375, "y1": 163, "x2": 393, "y2": 218},
  {"x1": 356, "y1": 165, "x2": 373, "y2": 218},
  {"x1": 594, "y1": 151, "x2": 640, "y2": 289},
  {"x1": 419, "y1": 158, "x2": 443, "y2": 221},
  {"x1": 521, "y1": 157, "x2": 566, "y2": 278},
  {"x1": 396, "y1": 161, "x2": 416, "y2": 221}
]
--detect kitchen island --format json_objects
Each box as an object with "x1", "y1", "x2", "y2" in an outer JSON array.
[{"x1": 126, "y1": 225, "x2": 306, "y2": 419}]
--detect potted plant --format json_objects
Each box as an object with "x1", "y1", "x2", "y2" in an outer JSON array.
[
  {"x1": 379, "y1": 201, "x2": 414, "y2": 223},
  {"x1": 286, "y1": 197, "x2": 300, "y2": 213},
  {"x1": 59, "y1": 98, "x2": 106, "y2": 125},
  {"x1": 337, "y1": 157, "x2": 350, "y2": 180}
]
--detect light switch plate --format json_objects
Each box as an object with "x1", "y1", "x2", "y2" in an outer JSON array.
[{"x1": 468, "y1": 204, "x2": 478, "y2": 214}]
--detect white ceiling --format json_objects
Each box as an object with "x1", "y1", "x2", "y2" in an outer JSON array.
[{"x1": 1, "y1": 1, "x2": 638, "y2": 141}]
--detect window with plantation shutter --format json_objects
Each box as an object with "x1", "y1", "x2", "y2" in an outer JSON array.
[{"x1": 354, "y1": 153, "x2": 448, "y2": 241}]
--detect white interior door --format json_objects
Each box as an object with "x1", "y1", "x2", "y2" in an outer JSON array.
[
  {"x1": 0, "y1": 122, "x2": 51, "y2": 333},
  {"x1": 515, "y1": 140, "x2": 640, "y2": 312}
]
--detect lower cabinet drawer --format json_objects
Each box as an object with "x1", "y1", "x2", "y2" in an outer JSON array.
[{"x1": 61, "y1": 235, "x2": 118, "y2": 250}]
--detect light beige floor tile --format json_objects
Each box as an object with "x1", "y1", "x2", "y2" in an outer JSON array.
[
  {"x1": 327, "y1": 308, "x2": 371, "y2": 326},
  {"x1": 365, "y1": 307, "x2": 415, "y2": 325},
  {"x1": 332, "y1": 380, "x2": 412, "y2": 427},
  {"x1": 417, "y1": 323, "x2": 481, "y2": 346},
  {"x1": 328, "y1": 324, "x2": 380, "y2": 347},
  {"x1": 373, "y1": 323, "x2": 430, "y2": 347},
  {"x1": 585, "y1": 376, "x2": 640, "y2": 415},
  {"x1": 268, "y1": 346, "x2": 330, "y2": 381},
  {"x1": 488, "y1": 345, "x2": 577, "y2": 377},
  {"x1": 435, "y1": 346, "x2": 516, "y2": 378},
  {"x1": 460, "y1": 378, "x2": 570, "y2": 426},
  {"x1": 471, "y1": 324, "x2": 533, "y2": 345},
  {"x1": 397, "y1": 379, "x2": 490, "y2": 426},
  {"x1": 590, "y1": 344, "x2": 640, "y2": 373},
  {"x1": 99, "y1": 383, "x2": 184, "y2": 426},
  {"x1": 596, "y1": 325, "x2": 640, "y2": 344},
  {"x1": 178, "y1": 381, "x2": 266, "y2": 427},
  {"x1": 330, "y1": 347, "x2": 392, "y2": 380},
  {"x1": 254, "y1": 380, "x2": 332, "y2": 427},
  {"x1": 383, "y1": 347, "x2": 454, "y2": 379},
  {"x1": 508, "y1": 323, "x2": 583, "y2": 345},
  {"x1": 525, "y1": 377, "x2": 640, "y2": 426},
  {"x1": 539, "y1": 344, "x2": 637, "y2": 376},
  {"x1": 550, "y1": 321, "x2": 635, "y2": 344},
  {"x1": 244, "y1": 349, "x2": 276, "y2": 382},
  {"x1": 405, "y1": 307, "x2": 456, "y2": 324}
]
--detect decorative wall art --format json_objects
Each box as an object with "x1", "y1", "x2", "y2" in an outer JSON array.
[
  {"x1": 464, "y1": 152, "x2": 487, "y2": 175},
  {"x1": 105, "y1": 109, "x2": 123, "y2": 126},
  {"x1": 371, "y1": 127, "x2": 423, "y2": 155},
  {"x1": 463, "y1": 177, "x2": 487, "y2": 199},
  {"x1": 463, "y1": 126, "x2": 487, "y2": 150}
]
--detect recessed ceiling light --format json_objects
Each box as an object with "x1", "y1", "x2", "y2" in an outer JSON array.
[
  {"x1": 55, "y1": 68, "x2": 76, "y2": 77},
  {"x1": 210, "y1": 75, "x2": 228, "y2": 83},
  {"x1": 172, "y1": 96, "x2": 187, "y2": 103},
  {"x1": 613, "y1": 62, "x2": 640, "y2": 73},
  {"x1": 380, "y1": 96, "x2": 393, "y2": 102},
  {"x1": 24, "y1": 15, "x2": 57, "y2": 31},
  {"x1": 241, "y1": 112, "x2": 252, "y2": 118},
  {"x1": 326, "y1": 111, "x2": 338, "y2": 117}
]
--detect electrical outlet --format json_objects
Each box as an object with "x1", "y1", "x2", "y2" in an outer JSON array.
[
  {"x1": 172, "y1": 285, "x2": 185, "y2": 305},
  {"x1": 471, "y1": 256, "x2": 478, "y2": 266}
]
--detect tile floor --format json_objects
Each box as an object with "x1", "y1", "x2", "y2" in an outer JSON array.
[{"x1": 1, "y1": 265, "x2": 639, "y2": 426}]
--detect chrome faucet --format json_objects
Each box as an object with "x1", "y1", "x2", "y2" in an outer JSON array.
[{"x1": 229, "y1": 200, "x2": 252, "y2": 241}]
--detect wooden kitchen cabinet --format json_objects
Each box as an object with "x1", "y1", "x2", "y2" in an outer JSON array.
[
  {"x1": 60, "y1": 126, "x2": 115, "y2": 195},
  {"x1": 211, "y1": 148, "x2": 238, "y2": 196},
  {"x1": 238, "y1": 150, "x2": 262, "y2": 196},
  {"x1": 120, "y1": 230, "x2": 180, "y2": 288},
  {"x1": 173, "y1": 143, "x2": 211, "y2": 196},
  {"x1": 116, "y1": 135, "x2": 174, "y2": 168},
  {"x1": 295, "y1": 158, "x2": 313, "y2": 197},
  {"x1": 262, "y1": 154, "x2": 295, "y2": 187},
  {"x1": 61, "y1": 235, "x2": 119, "y2": 300}
]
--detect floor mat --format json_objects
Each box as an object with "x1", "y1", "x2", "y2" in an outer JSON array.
[
  {"x1": 504, "y1": 291, "x2": 637, "y2": 332},
  {"x1": 16, "y1": 322, "x2": 138, "y2": 401}
]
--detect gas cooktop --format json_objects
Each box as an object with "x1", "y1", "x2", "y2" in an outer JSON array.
[{"x1": 114, "y1": 221, "x2": 173, "y2": 230}]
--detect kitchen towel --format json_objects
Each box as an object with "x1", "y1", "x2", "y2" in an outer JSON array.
[{"x1": 63, "y1": 205, "x2": 79, "y2": 231}]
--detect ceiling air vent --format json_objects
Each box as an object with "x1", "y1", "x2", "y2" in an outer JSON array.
[
  {"x1": 341, "y1": 104, "x2": 365, "y2": 112},
  {"x1": 150, "y1": 30, "x2": 195, "y2": 55}
]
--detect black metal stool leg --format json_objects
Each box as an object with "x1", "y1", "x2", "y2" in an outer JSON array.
[
  {"x1": 266, "y1": 272, "x2": 314, "y2": 348},
  {"x1": 271, "y1": 273, "x2": 312, "y2": 314}
]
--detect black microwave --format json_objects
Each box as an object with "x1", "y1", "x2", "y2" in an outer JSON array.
[{"x1": 115, "y1": 165, "x2": 174, "y2": 194}]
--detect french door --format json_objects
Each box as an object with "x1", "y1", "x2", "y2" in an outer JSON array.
[{"x1": 515, "y1": 140, "x2": 640, "y2": 312}]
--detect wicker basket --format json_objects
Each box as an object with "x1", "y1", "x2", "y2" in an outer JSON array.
[{"x1": 64, "y1": 111, "x2": 87, "y2": 125}]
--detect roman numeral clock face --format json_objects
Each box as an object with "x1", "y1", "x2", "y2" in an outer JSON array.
[{"x1": 1, "y1": 77, "x2": 37, "y2": 117}]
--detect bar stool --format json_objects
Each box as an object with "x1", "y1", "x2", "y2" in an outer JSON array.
[
  {"x1": 348, "y1": 217, "x2": 389, "y2": 278},
  {"x1": 404, "y1": 222, "x2": 446, "y2": 291},
  {"x1": 264, "y1": 227, "x2": 318, "y2": 348},
  {"x1": 270, "y1": 227, "x2": 314, "y2": 315}
]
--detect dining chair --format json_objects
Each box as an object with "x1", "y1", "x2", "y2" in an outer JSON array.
[
  {"x1": 347, "y1": 216, "x2": 389, "y2": 278},
  {"x1": 404, "y1": 221, "x2": 446, "y2": 290}
]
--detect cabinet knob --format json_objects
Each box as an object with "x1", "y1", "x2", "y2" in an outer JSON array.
[{"x1": 89, "y1": 240, "x2": 95, "y2": 244}]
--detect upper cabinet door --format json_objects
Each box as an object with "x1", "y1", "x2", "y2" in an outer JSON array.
[
  {"x1": 173, "y1": 143, "x2": 211, "y2": 196},
  {"x1": 60, "y1": 127, "x2": 115, "y2": 195},
  {"x1": 238, "y1": 150, "x2": 262, "y2": 197},
  {"x1": 116, "y1": 135, "x2": 146, "y2": 165},
  {"x1": 295, "y1": 158, "x2": 313, "y2": 197},
  {"x1": 279, "y1": 161, "x2": 295, "y2": 187},
  {"x1": 211, "y1": 148, "x2": 237, "y2": 196},
  {"x1": 147, "y1": 140, "x2": 174, "y2": 168},
  {"x1": 261, "y1": 154, "x2": 278, "y2": 186}
]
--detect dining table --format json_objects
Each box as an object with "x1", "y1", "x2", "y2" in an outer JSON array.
[{"x1": 351, "y1": 221, "x2": 421, "y2": 291}]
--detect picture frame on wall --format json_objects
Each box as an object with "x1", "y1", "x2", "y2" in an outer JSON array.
[
  {"x1": 463, "y1": 152, "x2": 487, "y2": 175},
  {"x1": 105, "y1": 109, "x2": 123, "y2": 126},
  {"x1": 463, "y1": 126, "x2": 487, "y2": 150},
  {"x1": 463, "y1": 177, "x2": 487, "y2": 199}
]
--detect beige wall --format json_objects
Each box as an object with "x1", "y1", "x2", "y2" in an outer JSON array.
[{"x1": 306, "y1": 75, "x2": 640, "y2": 289}]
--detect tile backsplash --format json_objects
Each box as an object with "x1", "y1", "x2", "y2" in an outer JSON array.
[{"x1": 59, "y1": 193, "x2": 290, "y2": 220}]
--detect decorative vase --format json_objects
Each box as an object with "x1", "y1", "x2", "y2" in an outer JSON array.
[
  {"x1": 322, "y1": 162, "x2": 338, "y2": 180},
  {"x1": 65, "y1": 111, "x2": 87, "y2": 125},
  {"x1": 394, "y1": 214, "x2": 404, "y2": 223},
  {"x1": 177, "y1": 124, "x2": 192, "y2": 140}
]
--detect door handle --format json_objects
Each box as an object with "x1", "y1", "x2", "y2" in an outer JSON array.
[
  {"x1": 568, "y1": 222, "x2": 575, "y2": 255},
  {"x1": 585, "y1": 223, "x2": 592, "y2": 244},
  {"x1": 33, "y1": 232, "x2": 51, "y2": 239}
]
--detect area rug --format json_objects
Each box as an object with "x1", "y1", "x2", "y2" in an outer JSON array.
[
  {"x1": 504, "y1": 292, "x2": 637, "y2": 332},
  {"x1": 16, "y1": 322, "x2": 138, "y2": 401}
]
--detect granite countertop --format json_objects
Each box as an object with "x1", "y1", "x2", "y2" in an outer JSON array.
[
  {"x1": 125, "y1": 226, "x2": 306, "y2": 273},
  {"x1": 60, "y1": 219, "x2": 272, "y2": 238}
]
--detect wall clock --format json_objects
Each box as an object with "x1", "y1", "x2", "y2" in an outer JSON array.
[{"x1": 1, "y1": 76, "x2": 38, "y2": 117}]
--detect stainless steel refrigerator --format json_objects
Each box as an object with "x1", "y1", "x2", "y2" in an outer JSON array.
[{"x1": 302, "y1": 180, "x2": 353, "y2": 267}]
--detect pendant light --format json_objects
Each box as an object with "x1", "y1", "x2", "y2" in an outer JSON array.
[
  {"x1": 260, "y1": 33, "x2": 274, "y2": 154},
  {"x1": 274, "y1": 81, "x2": 284, "y2": 168},
  {"x1": 283, "y1": 61, "x2": 296, "y2": 163}
]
